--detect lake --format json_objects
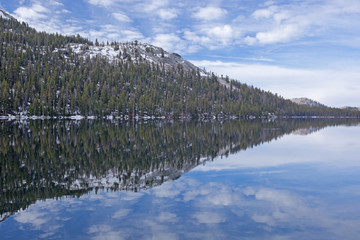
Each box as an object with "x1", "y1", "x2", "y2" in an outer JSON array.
[{"x1": 1, "y1": 119, "x2": 360, "y2": 239}]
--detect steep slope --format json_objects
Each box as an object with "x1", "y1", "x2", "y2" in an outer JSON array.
[
  {"x1": 0, "y1": 11, "x2": 358, "y2": 118},
  {"x1": 0, "y1": 9, "x2": 14, "y2": 20},
  {"x1": 68, "y1": 42, "x2": 208, "y2": 76}
]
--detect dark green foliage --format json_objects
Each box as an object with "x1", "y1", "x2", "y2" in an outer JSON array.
[{"x1": 0, "y1": 17, "x2": 358, "y2": 118}]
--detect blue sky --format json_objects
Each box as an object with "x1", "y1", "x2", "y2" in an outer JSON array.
[{"x1": 1, "y1": 0, "x2": 360, "y2": 107}]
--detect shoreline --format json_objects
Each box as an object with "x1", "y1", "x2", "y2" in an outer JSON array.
[{"x1": 1, "y1": 114, "x2": 359, "y2": 121}]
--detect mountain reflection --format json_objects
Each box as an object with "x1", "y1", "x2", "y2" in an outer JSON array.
[{"x1": 0, "y1": 119, "x2": 358, "y2": 221}]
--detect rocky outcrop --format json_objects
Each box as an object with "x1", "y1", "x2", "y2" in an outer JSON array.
[
  {"x1": 290, "y1": 98, "x2": 326, "y2": 108},
  {"x1": 67, "y1": 42, "x2": 209, "y2": 76}
]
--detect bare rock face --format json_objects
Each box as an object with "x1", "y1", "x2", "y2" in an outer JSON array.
[
  {"x1": 341, "y1": 106, "x2": 360, "y2": 111},
  {"x1": 68, "y1": 41, "x2": 209, "y2": 76},
  {"x1": 290, "y1": 98, "x2": 327, "y2": 108}
]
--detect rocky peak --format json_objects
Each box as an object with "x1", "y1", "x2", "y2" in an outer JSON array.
[
  {"x1": 290, "y1": 97, "x2": 327, "y2": 108},
  {"x1": 67, "y1": 41, "x2": 209, "y2": 76}
]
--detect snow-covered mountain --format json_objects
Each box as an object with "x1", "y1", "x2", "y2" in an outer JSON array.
[
  {"x1": 1, "y1": 8, "x2": 208, "y2": 77},
  {"x1": 67, "y1": 41, "x2": 209, "y2": 77}
]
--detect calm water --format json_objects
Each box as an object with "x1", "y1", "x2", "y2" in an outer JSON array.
[{"x1": 1, "y1": 119, "x2": 360, "y2": 239}]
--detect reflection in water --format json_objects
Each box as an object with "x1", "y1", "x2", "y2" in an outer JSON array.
[
  {"x1": 0, "y1": 119, "x2": 358, "y2": 221},
  {"x1": 1, "y1": 119, "x2": 360, "y2": 239}
]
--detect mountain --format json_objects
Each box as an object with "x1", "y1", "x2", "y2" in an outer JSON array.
[
  {"x1": 0, "y1": 9, "x2": 14, "y2": 20},
  {"x1": 341, "y1": 106, "x2": 360, "y2": 111},
  {"x1": 291, "y1": 98, "x2": 327, "y2": 108},
  {"x1": 0, "y1": 10, "x2": 359, "y2": 119},
  {"x1": 68, "y1": 42, "x2": 208, "y2": 75}
]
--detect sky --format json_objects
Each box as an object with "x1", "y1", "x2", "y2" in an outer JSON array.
[{"x1": 1, "y1": 0, "x2": 360, "y2": 107}]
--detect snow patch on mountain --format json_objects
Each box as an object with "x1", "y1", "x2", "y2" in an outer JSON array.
[
  {"x1": 0, "y1": 10, "x2": 12, "y2": 20},
  {"x1": 67, "y1": 42, "x2": 210, "y2": 77}
]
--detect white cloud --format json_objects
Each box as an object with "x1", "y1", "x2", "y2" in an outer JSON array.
[
  {"x1": 254, "y1": 24, "x2": 301, "y2": 44},
  {"x1": 87, "y1": 0, "x2": 129, "y2": 7},
  {"x1": 192, "y1": 6, "x2": 227, "y2": 21},
  {"x1": 245, "y1": 5, "x2": 307, "y2": 45},
  {"x1": 87, "y1": 25, "x2": 144, "y2": 43},
  {"x1": 151, "y1": 33, "x2": 188, "y2": 53},
  {"x1": 14, "y1": 3, "x2": 49, "y2": 21},
  {"x1": 207, "y1": 25, "x2": 235, "y2": 45},
  {"x1": 182, "y1": 24, "x2": 240, "y2": 50},
  {"x1": 244, "y1": 1, "x2": 360, "y2": 45},
  {"x1": 59, "y1": 9, "x2": 71, "y2": 14},
  {"x1": 252, "y1": 6, "x2": 277, "y2": 19},
  {"x1": 184, "y1": 30, "x2": 211, "y2": 46},
  {"x1": 140, "y1": 0, "x2": 170, "y2": 12},
  {"x1": 193, "y1": 212, "x2": 226, "y2": 224},
  {"x1": 12, "y1": 2, "x2": 85, "y2": 37},
  {"x1": 49, "y1": 0, "x2": 63, "y2": 6},
  {"x1": 120, "y1": 29, "x2": 144, "y2": 41},
  {"x1": 112, "y1": 12, "x2": 132, "y2": 22},
  {"x1": 157, "y1": 8, "x2": 178, "y2": 20},
  {"x1": 190, "y1": 60, "x2": 360, "y2": 107}
]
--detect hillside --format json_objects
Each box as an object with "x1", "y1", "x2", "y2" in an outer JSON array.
[
  {"x1": 0, "y1": 11, "x2": 359, "y2": 119},
  {"x1": 291, "y1": 98, "x2": 327, "y2": 108}
]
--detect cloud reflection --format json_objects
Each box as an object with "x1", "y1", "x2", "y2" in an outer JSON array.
[
  {"x1": 192, "y1": 212, "x2": 226, "y2": 224},
  {"x1": 13, "y1": 199, "x2": 66, "y2": 238},
  {"x1": 6, "y1": 125, "x2": 360, "y2": 239},
  {"x1": 88, "y1": 224, "x2": 125, "y2": 240},
  {"x1": 194, "y1": 126, "x2": 360, "y2": 171},
  {"x1": 8, "y1": 168, "x2": 360, "y2": 239}
]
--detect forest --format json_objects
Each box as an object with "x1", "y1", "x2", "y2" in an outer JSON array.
[{"x1": 0, "y1": 16, "x2": 359, "y2": 118}]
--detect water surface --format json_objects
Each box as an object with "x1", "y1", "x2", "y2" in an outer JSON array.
[{"x1": 1, "y1": 119, "x2": 360, "y2": 239}]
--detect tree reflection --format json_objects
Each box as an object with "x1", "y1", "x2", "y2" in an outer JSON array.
[{"x1": 0, "y1": 118, "x2": 358, "y2": 221}]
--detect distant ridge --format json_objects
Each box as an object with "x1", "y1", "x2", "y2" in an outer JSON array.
[
  {"x1": 341, "y1": 106, "x2": 360, "y2": 111},
  {"x1": 290, "y1": 98, "x2": 327, "y2": 108}
]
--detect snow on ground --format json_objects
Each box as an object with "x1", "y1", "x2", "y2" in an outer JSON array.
[
  {"x1": 66, "y1": 115, "x2": 84, "y2": 120},
  {"x1": 69, "y1": 44, "x2": 120, "y2": 63}
]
